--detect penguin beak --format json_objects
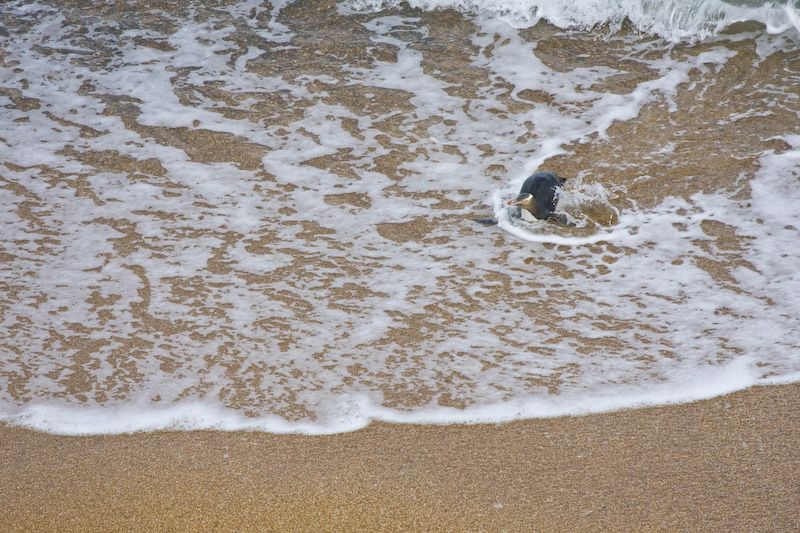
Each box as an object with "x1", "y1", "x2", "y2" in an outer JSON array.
[{"x1": 507, "y1": 193, "x2": 532, "y2": 206}]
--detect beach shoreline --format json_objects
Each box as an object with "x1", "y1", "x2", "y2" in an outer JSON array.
[
  {"x1": 3, "y1": 382, "x2": 798, "y2": 531},
  {"x1": 2, "y1": 5, "x2": 800, "y2": 531}
]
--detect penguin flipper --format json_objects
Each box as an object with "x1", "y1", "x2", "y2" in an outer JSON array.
[{"x1": 547, "y1": 212, "x2": 575, "y2": 226}]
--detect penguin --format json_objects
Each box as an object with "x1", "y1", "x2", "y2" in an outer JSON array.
[{"x1": 473, "y1": 171, "x2": 568, "y2": 225}]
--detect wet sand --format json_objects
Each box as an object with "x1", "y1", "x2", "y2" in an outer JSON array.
[{"x1": 3, "y1": 383, "x2": 798, "y2": 532}]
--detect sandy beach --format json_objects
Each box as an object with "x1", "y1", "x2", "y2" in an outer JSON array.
[
  {"x1": 2, "y1": 3, "x2": 800, "y2": 531},
  {"x1": 3, "y1": 382, "x2": 798, "y2": 532}
]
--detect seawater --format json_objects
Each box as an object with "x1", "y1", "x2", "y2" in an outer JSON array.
[{"x1": 1, "y1": 0, "x2": 799, "y2": 435}]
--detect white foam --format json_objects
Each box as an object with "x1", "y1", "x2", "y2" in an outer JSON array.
[
  {"x1": 1, "y1": 0, "x2": 799, "y2": 435},
  {"x1": 346, "y1": 0, "x2": 800, "y2": 41},
  {"x1": 7, "y1": 357, "x2": 797, "y2": 435},
  {"x1": 495, "y1": 204, "x2": 628, "y2": 245}
]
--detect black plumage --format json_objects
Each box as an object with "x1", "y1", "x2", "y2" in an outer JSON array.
[{"x1": 507, "y1": 171, "x2": 567, "y2": 223}]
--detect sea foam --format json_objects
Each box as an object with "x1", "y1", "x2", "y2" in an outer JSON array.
[
  {"x1": 1, "y1": 0, "x2": 799, "y2": 434},
  {"x1": 344, "y1": 0, "x2": 800, "y2": 41}
]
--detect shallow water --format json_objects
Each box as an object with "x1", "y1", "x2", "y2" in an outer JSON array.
[{"x1": 1, "y1": 0, "x2": 800, "y2": 434}]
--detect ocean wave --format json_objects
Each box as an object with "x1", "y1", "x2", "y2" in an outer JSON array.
[
  {"x1": 344, "y1": 0, "x2": 800, "y2": 40},
  {"x1": 2, "y1": 0, "x2": 800, "y2": 435}
]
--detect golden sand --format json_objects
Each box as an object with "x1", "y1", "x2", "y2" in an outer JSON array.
[
  {"x1": 3, "y1": 5, "x2": 800, "y2": 531},
  {"x1": 2, "y1": 383, "x2": 798, "y2": 532}
]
